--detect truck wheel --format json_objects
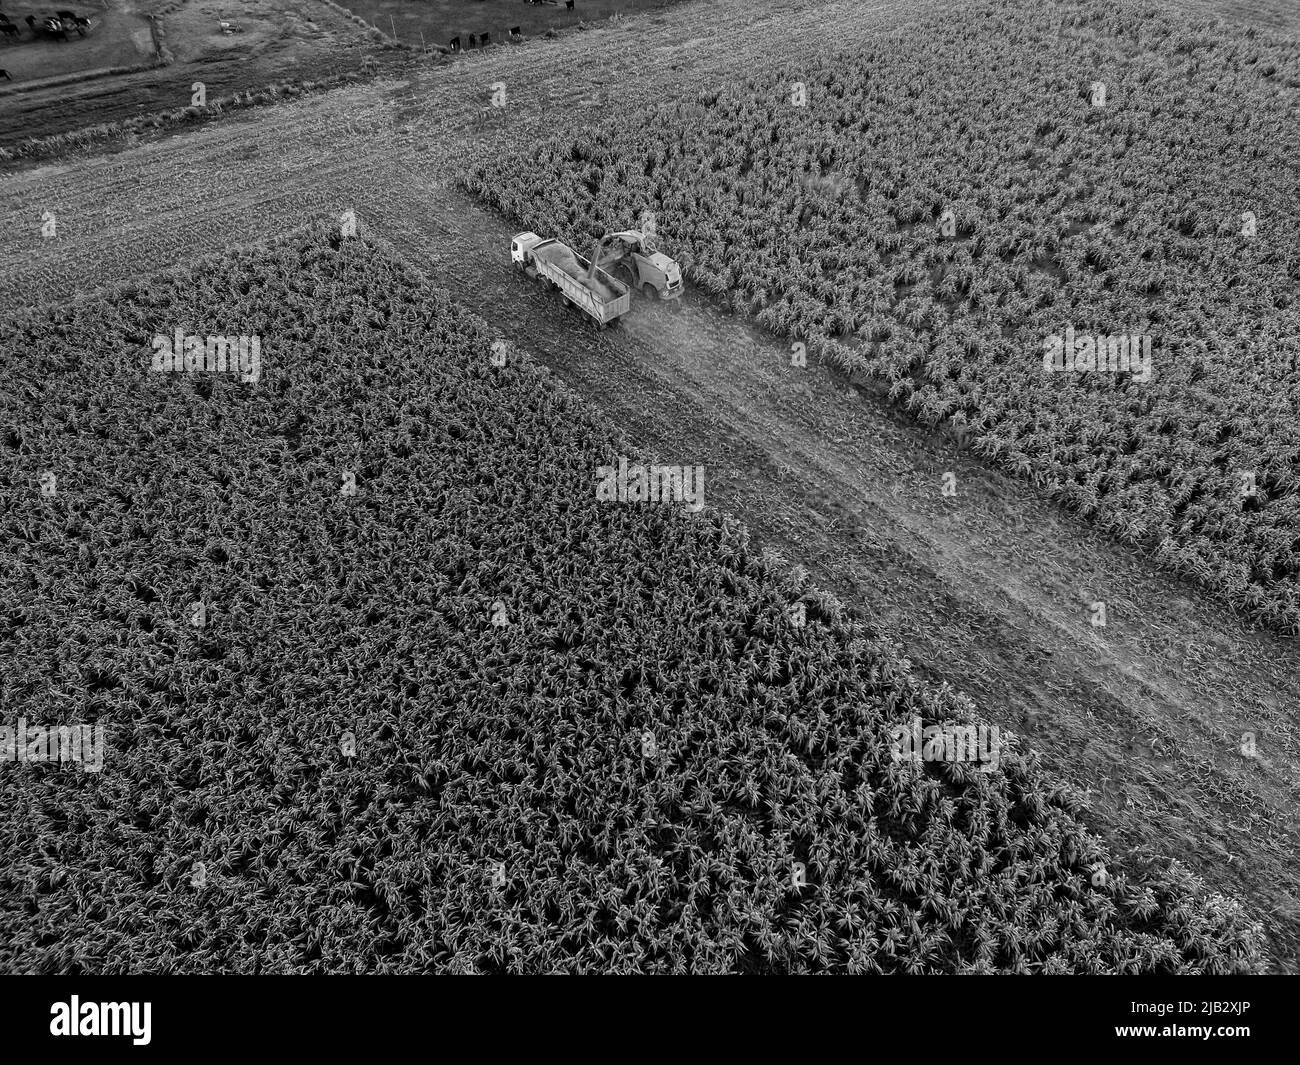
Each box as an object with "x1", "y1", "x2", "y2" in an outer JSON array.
[{"x1": 642, "y1": 283, "x2": 658, "y2": 302}]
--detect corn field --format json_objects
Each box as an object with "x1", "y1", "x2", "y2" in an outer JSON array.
[
  {"x1": 0, "y1": 224, "x2": 1266, "y2": 972},
  {"x1": 461, "y1": 0, "x2": 1300, "y2": 634}
]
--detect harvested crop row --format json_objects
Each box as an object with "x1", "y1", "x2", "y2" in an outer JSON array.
[{"x1": 0, "y1": 223, "x2": 1264, "y2": 973}]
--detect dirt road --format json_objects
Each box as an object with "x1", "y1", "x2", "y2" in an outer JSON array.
[{"x1": 2, "y1": 0, "x2": 1297, "y2": 968}]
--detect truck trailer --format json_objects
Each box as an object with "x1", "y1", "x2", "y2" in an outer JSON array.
[{"x1": 511, "y1": 232, "x2": 631, "y2": 329}]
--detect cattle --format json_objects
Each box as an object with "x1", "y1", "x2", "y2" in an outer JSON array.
[{"x1": 26, "y1": 15, "x2": 70, "y2": 41}]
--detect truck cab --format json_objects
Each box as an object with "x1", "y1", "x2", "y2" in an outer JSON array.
[{"x1": 511, "y1": 232, "x2": 544, "y2": 266}]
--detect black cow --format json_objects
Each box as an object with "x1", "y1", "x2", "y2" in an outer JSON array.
[{"x1": 26, "y1": 15, "x2": 69, "y2": 40}]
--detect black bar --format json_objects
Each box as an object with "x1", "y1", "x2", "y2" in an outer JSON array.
[{"x1": 1, "y1": 977, "x2": 1287, "y2": 1053}]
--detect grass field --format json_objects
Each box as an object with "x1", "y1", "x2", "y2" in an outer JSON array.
[
  {"x1": 0, "y1": 0, "x2": 377, "y2": 146},
  {"x1": 0, "y1": 5, "x2": 154, "y2": 85},
  {"x1": 339, "y1": 0, "x2": 678, "y2": 47}
]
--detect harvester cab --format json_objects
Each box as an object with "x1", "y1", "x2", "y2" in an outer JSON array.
[
  {"x1": 640, "y1": 249, "x2": 683, "y2": 299},
  {"x1": 587, "y1": 230, "x2": 683, "y2": 300}
]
